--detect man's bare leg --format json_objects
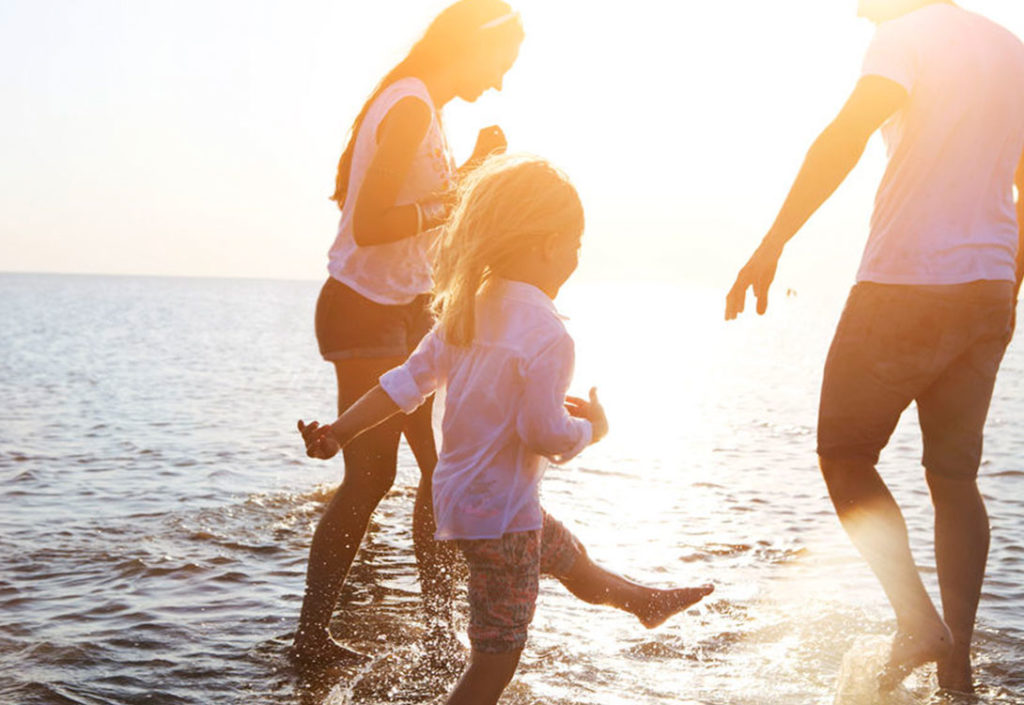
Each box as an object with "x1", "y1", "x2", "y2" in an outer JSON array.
[
  {"x1": 927, "y1": 472, "x2": 989, "y2": 693},
  {"x1": 820, "y1": 456, "x2": 952, "y2": 688}
]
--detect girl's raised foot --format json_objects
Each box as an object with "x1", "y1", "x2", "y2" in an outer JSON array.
[{"x1": 634, "y1": 584, "x2": 714, "y2": 629}]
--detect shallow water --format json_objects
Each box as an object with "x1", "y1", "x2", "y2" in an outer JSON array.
[{"x1": 1, "y1": 273, "x2": 1022, "y2": 704}]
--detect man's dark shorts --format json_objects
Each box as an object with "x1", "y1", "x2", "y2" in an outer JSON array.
[
  {"x1": 818, "y1": 281, "x2": 1015, "y2": 479},
  {"x1": 314, "y1": 276, "x2": 433, "y2": 361}
]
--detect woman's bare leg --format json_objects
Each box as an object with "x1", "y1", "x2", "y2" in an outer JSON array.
[
  {"x1": 294, "y1": 357, "x2": 455, "y2": 665},
  {"x1": 402, "y1": 397, "x2": 458, "y2": 629},
  {"x1": 293, "y1": 357, "x2": 405, "y2": 666}
]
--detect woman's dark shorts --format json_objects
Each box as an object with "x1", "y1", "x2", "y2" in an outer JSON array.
[
  {"x1": 817, "y1": 281, "x2": 1015, "y2": 479},
  {"x1": 315, "y1": 277, "x2": 434, "y2": 361}
]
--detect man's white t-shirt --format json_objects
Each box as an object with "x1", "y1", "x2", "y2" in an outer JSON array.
[{"x1": 858, "y1": 3, "x2": 1024, "y2": 285}]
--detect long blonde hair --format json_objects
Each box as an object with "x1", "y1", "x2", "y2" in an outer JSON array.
[
  {"x1": 432, "y1": 154, "x2": 584, "y2": 346},
  {"x1": 330, "y1": 0, "x2": 524, "y2": 208}
]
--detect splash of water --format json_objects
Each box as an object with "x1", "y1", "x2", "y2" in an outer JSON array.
[{"x1": 834, "y1": 636, "x2": 918, "y2": 705}]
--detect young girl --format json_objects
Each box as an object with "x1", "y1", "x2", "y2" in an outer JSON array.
[{"x1": 299, "y1": 155, "x2": 713, "y2": 704}]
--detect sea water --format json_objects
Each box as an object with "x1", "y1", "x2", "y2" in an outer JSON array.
[{"x1": 1, "y1": 273, "x2": 1022, "y2": 704}]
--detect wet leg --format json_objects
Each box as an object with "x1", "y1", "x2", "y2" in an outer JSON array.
[
  {"x1": 556, "y1": 549, "x2": 713, "y2": 629},
  {"x1": 444, "y1": 649, "x2": 521, "y2": 705},
  {"x1": 927, "y1": 472, "x2": 989, "y2": 693},
  {"x1": 819, "y1": 455, "x2": 951, "y2": 687},
  {"x1": 292, "y1": 357, "x2": 404, "y2": 667},
  {"x1": 403, "y1": 397, "x2": 457, "y2": 627}
]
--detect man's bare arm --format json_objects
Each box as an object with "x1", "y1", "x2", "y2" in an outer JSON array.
[
  {"x1": 1015, "y1": 145, "x2": 1024, "y2": 298},
  {"x1": 726, "y1": 75, "x2": 908, "y2": 319},
  {"x1": 763, "y1": 75, "x2": 908, "y2": 251}
]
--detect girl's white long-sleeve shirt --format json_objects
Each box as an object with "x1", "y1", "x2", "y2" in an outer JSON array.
[{"x1": 379, "y1": 279, "x2": 592, "y2": 540}]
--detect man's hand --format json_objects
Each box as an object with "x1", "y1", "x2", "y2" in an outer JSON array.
[
  {"x1": 565, "y1": 387, "x2": 609, "y2": 443},
  {"x1": 297, "y1": 419, "x2": 341, "y2": 460},
  {"x1": 725, "y1": 240, "x2": 784, "y2": 320}
]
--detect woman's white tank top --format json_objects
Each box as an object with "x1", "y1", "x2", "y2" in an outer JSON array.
[{"x1": 327, "y1": 77, "x2": 456, "y2": 305}]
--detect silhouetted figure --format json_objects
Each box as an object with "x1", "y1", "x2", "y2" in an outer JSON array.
[
  {"x1": 294, "y1": 0, "x2": 524, "y2": 669},
  {"x1": 726, "y1": 0, "x2": 1024, "y2": 693}
]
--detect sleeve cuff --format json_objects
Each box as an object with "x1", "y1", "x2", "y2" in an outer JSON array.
[
  {"x1": 551, "y1": 418, "x2": 592, "y2": 465},
  {"x1": 379, "y1": 366, "x2": 426, "y2": 414},
  {"x1": 861, "y1": 68, "x2": 912, "y2": 92}
]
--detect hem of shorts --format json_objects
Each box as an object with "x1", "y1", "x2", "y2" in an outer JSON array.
[
  {"x1": 855, "y1": 272, "x2": 1017, "y2": 286},
  {"x1": 439, "y1": 524, "x2": 543, "y2": 542},
  {"x1": 470, "y1": 639, "x2": 528, "y2": 655},
  {"x1": 326, "y1": 270, "x2": 428, "y2": 307},
  {"x1": 920, "y1": 462, "x2": 981, "y2": 481},
  {"x1": 321, "y1": 345, "x2": 411, "y2": 362},
  {"x1": 816, "y1": 446, "x2": 882, "y2": 463}
]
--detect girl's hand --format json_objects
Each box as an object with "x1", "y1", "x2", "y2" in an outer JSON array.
[
  {"x1": 564, "y1": 387, "x2": 609, "y2": 443},
  {"x1": 297, "y1": 419, "x2": 341, "y2": 460}
]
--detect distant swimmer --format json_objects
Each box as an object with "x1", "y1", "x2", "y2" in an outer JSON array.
[
  {"x1": 726, "y1": 0, "x2": 1024, "y2": 694},
  {"x1": 293, "y1": 0, "x2": 526, "y2": 670},
  {"x1": 300, "y1": 155, "x2": 713, "y2": 705}
]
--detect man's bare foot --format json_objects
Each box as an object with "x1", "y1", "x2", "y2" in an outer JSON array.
[
  {"x1": 632, "y1": 584, "x2": 714, "y2": 629},
  {"x1": 936, "y1": 643, "x2": 975, "y2": 694},
  {"x1": 879, "y1": 621, "x2": 953, "y2": 691},
  {"x1": 290, "y1": 630, "x2": 371, "y2": 670}
]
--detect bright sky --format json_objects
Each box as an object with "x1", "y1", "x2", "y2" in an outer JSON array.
[{"x1": 2, "y1": 1, "x2": 1023, "y2": 293}]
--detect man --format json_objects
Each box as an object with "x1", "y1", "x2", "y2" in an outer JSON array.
[{"x1": 725, "y1": 0, "x2": 1024, "y2": 693}]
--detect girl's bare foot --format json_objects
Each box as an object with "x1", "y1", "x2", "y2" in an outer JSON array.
[
  {"x1": 879, "y1": 621, "x2": 953, "y2": 691},
  {"x1": 632, "y1": 584, "x2": 714, "y2": 629}
]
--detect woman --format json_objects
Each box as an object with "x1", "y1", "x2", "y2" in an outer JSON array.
[{"x1": 294, "y1": 0, "x2": 525, "y2": 668}]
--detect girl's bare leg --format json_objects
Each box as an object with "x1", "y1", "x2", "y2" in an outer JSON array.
[
  {"x1": 445, "y1": 650, "x2": 521, "y2": 705},
  {"x1": 557, "y1": 549, "x2": 713, "y2": 628}
]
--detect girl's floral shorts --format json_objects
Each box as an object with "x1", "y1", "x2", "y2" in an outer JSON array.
[{"x1": 455, "y1": 512, "x2": 583, "y2": 653}]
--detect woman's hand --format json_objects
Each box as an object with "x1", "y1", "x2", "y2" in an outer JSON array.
[
  {"x1": 297, "y1": 419, "x2": 341, "y2": 460},
  {"x1": 470, "y1": 125, "x2": 507, "y2": 163},
  {"x1": 564, "y1": 387, "x2": 609, "y2": 443}
]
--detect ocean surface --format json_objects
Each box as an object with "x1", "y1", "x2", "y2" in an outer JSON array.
[{"x1": 1, "y1": 272, "x2": 1022, "y2": 705}]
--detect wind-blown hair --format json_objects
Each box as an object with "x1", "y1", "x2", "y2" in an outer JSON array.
[
  {"x1": 432, "y1": 154, "x2": 584, "y2": 346},
  {"x1": 331, "y1": 0, "x2": 524, "y2": 208}
]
